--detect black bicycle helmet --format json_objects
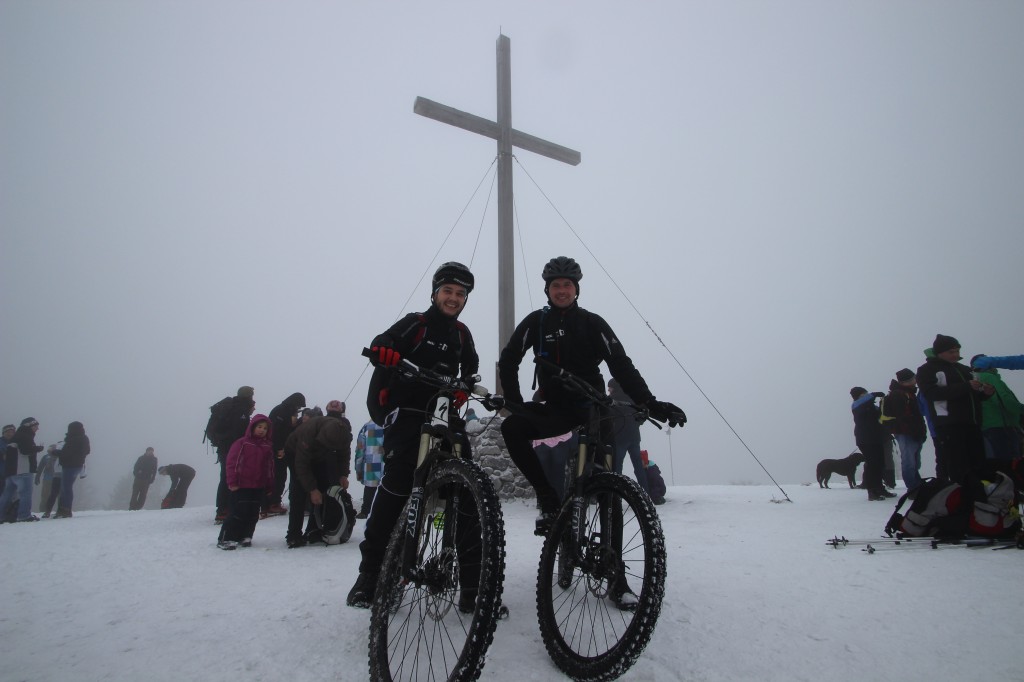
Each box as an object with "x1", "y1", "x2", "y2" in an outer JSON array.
[
  {"x1": 541, "y1": 256, "x2": 582, "y2": 283},
  {"x1": 432, "y1": 261, "x2": 475, "y2": 293}
]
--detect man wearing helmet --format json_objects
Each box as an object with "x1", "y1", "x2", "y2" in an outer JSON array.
[
  {"x1": 498, "y1": 256, "x2": 686, "y2": 534},
  {"x1": 347, "y1": 261, "x2": 480, "y2": 608}
]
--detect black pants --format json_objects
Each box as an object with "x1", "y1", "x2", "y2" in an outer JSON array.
[
  {"x1": 264, "y1": 456, "x2": 288, "y2": 509},
  {"x1": 286, "y1": 455, "x2": 339, "y2": 541},
  {"x1": 130, "y1": 477, "x2": 151, "y2": 510},
  {"x1": 164, "y1": 472, "x2": 194, "y2": 508},
  {"x1": 220, "y1": 488, "x2": 263, "y2": 543},
  {"x1": 858, "y1": 440, "x2": 885, "y2": 493},
  {"x1": 216, "y1": 451, "x2": 229, "y2": 513},
  {"x1": 935, "y1": 423, "x2": 986, "y2": 484},
  {"x1": 358, "y1": 413, "x2": 476, "y2": 584}
]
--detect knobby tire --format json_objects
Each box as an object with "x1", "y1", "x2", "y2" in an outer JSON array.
[
  {"x1": 536, "y1": 472, "x2": 666, "y2": 682},
  {"x1": 369, "y1": 459, "x2": 506, "y2": 682}
]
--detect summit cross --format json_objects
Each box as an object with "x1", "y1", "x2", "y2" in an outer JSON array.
[{"x1": 414, "y1": 33, "x2": 581, "y2": 390}]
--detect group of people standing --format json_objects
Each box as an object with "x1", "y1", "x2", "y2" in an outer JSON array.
[
  {"x1": 851, "y1": 333, "x2": 1022, "y2": 501},
  {"x1": 0, "y1": 418, "x2": 90, "y2": 522}
]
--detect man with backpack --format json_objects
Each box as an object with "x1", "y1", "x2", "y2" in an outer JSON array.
[
  {"x1": 917, "y1": 335, "x2": 993, "y2": 483},
  {"x1": 347, "y1": 262, "x2": 480, "y2": 608},
  {"x1": 883, "y1": 369, "x2": 927, "y2": 492},
  {"x1": 204, "y1": 386, "x2": 256, "y2": 522}
]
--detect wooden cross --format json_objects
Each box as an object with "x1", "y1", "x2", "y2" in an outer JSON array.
[{"x1": 414, "y1": 34, "x2": 581, "y2": 390}]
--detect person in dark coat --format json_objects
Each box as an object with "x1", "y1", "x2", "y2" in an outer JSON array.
[
  {"x1": 55, "y1": 421, "x2": 90, "y2": 518},
  {"x1": 265, "y1": 392, "x2": 305, "y2": 515},
  {"x1": 159, "y1": 464, "x2": 196, "y2": 509},
  {"x1": 0, "y1": 418, "x2": 43, "y2": 522},
  {"x1": 916, "y1": 334, "x2": 993, "y2": 483},
  {"x1": 497, "y1": 257, "x2": 685, "y2": 531},
  {"x1": 850, "y1": 387, "x2": 894, "y2": 501},
  {"x1": 884, "y1": 369, "x2": 927, "y2": 491},
  {"x1": 130, "y1": 447, "x2": 159, "y2": 510},
  {"x1": 284, "y1": 405, "x2": 352, "y2": 548},
  {"x1": 347, "y1": 262, "x2": 480, "y2": 608},
  {"x1": 209, "y1": 387, "x2": 256, "y2": 522},
  {"x1": 608, "y1": 378, "x2": 649, "y2": 494}
]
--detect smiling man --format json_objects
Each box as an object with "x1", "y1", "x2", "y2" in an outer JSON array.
[{"x1": 347, "y1": 261, "x2": 480, "y2": 608}]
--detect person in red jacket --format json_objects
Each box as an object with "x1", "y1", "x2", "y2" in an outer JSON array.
[{"x1": 218, "y1": 414, "x2": 275, "y2": 550}]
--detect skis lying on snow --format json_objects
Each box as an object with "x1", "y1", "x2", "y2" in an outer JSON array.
[{"x1": 826, "y1": 535, "x2": 1022, "y2": 553}]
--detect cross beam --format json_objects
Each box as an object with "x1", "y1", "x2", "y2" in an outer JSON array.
[{"x1": 414, "y1": 34, "x2": 581, "y2": 390}]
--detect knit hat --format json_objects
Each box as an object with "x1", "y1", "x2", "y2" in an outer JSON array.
[
  {"x1": 850, "y1": 387, "x2": 867, "y2": 399},
  {"x1": 326, "y1": 400, "x2": 345, "y2": 415},
  {"x1": 20, "y1": 417, "x2": 39, "y2": 428},
  {"x1": 932, "y1": 334, "x2": 960, "y2": 355},
  {"x1": 895, "y1": 368, "x2": 915, "y2": 382},
  {"x1": 969, "y1": 354, "x2": 987, "y2": 369},
  {"x1": 237, "y1": 385, "x2": 255, "y2": 399}
]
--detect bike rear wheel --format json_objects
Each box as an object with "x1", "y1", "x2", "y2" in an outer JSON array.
[
  {"x1": 536, "y1": 472, "x2": 666, "y2": 681},
  {"x1": 369, "y1": 458, "x2": 506, "y2": 682}
]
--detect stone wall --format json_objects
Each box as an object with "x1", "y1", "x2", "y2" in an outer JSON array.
[{"x1": 466, "y1": 415, "x2": 534, "y2": 501}]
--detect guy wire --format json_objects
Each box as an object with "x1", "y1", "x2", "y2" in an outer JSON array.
[{"x1": 514, "y1": 155, "x2": 791, "y2": 502}]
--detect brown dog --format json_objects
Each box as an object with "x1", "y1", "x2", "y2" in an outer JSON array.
[{"x1": 816, "y1": 452, "x2": 866, "y2": 489}]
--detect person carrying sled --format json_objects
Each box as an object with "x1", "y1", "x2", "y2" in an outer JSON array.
[
  {"x1": 347, "y1": 261, "x2": 480, "y2": 608},
  {"x1": 497, "y1": 257, "x2": 686, "y2": 533},
  {"x1": 283, "y1": 400, "x2": 352, "y2": 548}
]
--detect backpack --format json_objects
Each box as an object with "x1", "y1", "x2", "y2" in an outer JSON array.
[
  {"x1": 312, "y1": 485, "x2": 357, "y2": 545},
  {"x1": 878, "y1": 395, "x2": 897, "y2": 430},
  {"x1": 885, "y1": 473, "x2": 1021, "y2": 539},
  {"x1": 203, "y1": 397, "x2": 233, "y2": 447},
  {"x1": 366, "y1": 314, "x2": 468, "y2": 425}
]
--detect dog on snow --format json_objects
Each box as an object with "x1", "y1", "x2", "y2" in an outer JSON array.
[{"x1": 816, "y1": 451, "x2": 865, "y2": 489}]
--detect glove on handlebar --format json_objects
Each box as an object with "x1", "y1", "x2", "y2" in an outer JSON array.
[
  {"x1": 372, "y1": 346, "x2": 402, "y2": 367},
  {"x1": 481, "y1": 395, "x2": 505, "y2": 412},
  {"x1": 647, "y1": 399, "x2": 687, "y2": 428}
]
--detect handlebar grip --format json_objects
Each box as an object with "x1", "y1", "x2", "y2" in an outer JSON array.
[{"x1": 361, "y1": 347, "x2": 374, "y2": 360}]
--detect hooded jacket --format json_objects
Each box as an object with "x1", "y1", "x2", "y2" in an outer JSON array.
[
  {"x1": 225, "y1": 414, "x2": 275, "y2": 491},
  {"x1": 59, "y1": 422, "x2": 91, "y2": 469},
  {"x1": 7, "y1": 423, "x2": 43, "y2": 475},
  {"x1": 974, "y1": 368, "x2": 1022, "y2": 430},
  {"x1": 270, "y1": 392, "x2": 306, "y2": 452},
  {"x1": 883, "y1": 380, "x2": 927, "y2": 441}
]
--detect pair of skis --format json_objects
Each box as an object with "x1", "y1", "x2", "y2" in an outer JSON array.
[{"x1": 826, "y1": 535, "x2": 1022, "y2": 553}]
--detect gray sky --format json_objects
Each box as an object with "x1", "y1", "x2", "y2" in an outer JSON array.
[{"x1": 3, "y1": 2, "x2": 1023, "y2": 505}]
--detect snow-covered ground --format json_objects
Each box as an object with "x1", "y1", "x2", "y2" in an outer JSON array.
[{"x1": 4, "y1": 482, "x2": 1021, "y2": 682}]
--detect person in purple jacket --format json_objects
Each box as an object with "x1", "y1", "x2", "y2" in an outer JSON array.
[{"x1": 218, "y1": 414, "x2": 275, "y2": 550}]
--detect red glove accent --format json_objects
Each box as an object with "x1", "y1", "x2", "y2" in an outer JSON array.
[
  {"x1": 373, "y1": 346, "x2": 401, "y2": 367},
  {"x1": 452, "y1": 390, "x2": 469, "y2": 409},
  {"x1": 378, "y1": 389, "x2": 389, "y2": 407}
]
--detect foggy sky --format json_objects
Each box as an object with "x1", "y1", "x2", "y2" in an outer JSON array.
[{"x1": 3, "y1": 1, "x2": 1023, "y2": 507}]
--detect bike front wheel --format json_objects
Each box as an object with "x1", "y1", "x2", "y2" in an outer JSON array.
[
  {"x1": 369, "y1": 458, "x2": 506, "y2": 682},
  {"x1": 536, "y1": 472, "x2": 667, "y2": 681}
]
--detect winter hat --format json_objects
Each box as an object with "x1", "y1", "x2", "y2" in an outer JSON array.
[
  {"x1": 895, "y1": 368, "x2": 915, "y2": 383},
  {"x1": 850, "y1": 387, "x2": 867, "y2": 399},
  {"x1": 237, "y1": 385, "x2": 255, "y2": 399},
  {"x1": 325, "y1": 400, "x2": 345, "y2": 416},
  {"x1": 932, "y1": 334, "x2": 960, "y2": 355},
  {"x1": 970, "y1": 354, "x2": 987, "y2": 369},
  {"x1": 20, "y1": 417, "x2": 39, "y2": 428},
  {"x1": 2, "y1": 424, "x2": 14, "y2": 434}
]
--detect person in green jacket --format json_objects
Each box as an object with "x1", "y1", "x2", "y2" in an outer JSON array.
[{"x1": 971, "y1": 354, "x2": 1023, "y2": 461}]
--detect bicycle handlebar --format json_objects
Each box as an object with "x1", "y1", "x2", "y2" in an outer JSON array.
[
  {"x1": 531, "y1": 355, "x2": 664, "y2": 430},
  {"x1": 362, "y1": 347, "x2": 491, "y2": 398}
]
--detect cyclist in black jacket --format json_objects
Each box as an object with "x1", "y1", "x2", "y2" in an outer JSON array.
[
  {"x1": 347, "y1": 262, "x2": 480, "y2": 608},
  {"x1": 498, "y1": 256, "x2": 686, "y2": 533}
]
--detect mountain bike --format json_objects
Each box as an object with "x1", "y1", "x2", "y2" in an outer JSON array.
[
  {"x1": 530, "y1": 356, "x2": 670, "y2": 682},
  {"x1": 361, "y1": 348, "x2": 506, "y2": 682}
]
